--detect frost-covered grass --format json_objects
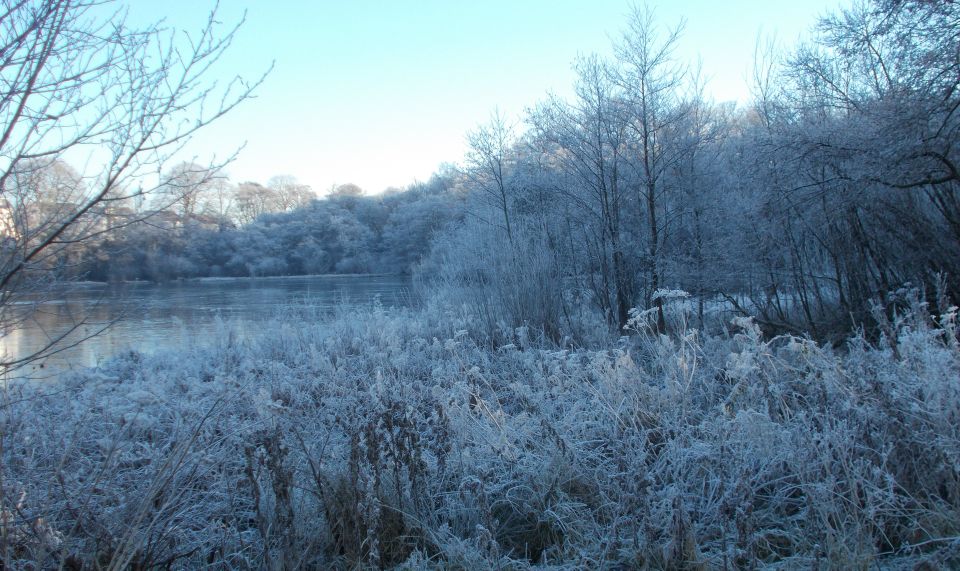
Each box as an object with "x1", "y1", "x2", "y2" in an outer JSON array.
[{"x1": 1, "y1": 299, "x2": 959, "y2": 569}]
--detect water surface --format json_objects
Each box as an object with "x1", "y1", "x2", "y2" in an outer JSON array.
[{"x1": 1, "y1": 274, "x2": 412, "y2": 379}]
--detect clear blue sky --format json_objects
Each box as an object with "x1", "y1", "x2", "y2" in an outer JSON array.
[{"x1": 125, "y1": 0, "x2": 843, "y2": 195}]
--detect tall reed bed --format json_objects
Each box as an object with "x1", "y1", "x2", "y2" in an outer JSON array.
[{"x1": 1, "y1": 297, "x2": 957, "y2": 569}]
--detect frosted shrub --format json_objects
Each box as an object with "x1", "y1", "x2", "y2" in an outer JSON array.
[{"x1": 417, "y1": 220, "x2": 590, "y2": 347}]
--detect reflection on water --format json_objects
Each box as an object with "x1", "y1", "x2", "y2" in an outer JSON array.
[{"x1": 1, "y1": 275, "x2": 413, "y2": 379}]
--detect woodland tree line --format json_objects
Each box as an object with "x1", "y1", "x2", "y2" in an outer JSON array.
[
  {"x1": 5, "y1": 0, "x2": 957, "y2": 343},
  {"x1": 73, "y1": 172, "x2": 462, "y2": 281},
  {"x1": 1, "y1": 159, "x2": 461, "y2": 281}
]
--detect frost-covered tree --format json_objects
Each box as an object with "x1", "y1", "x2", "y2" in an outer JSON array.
[
  {"x1": 155, "y1": 162, "x2": 226, "y2": 225},
  {"x1": 268, "y1": 175, "x2": 314, "y2": 211},
  {"x1": 234, "y1": 181, "x2": 277, "y2": 225},
  {"x1": 613, "y1": 5, "x2": 689, "y2": 331},
  {"x1": 464, "y1": 110, "x2": 519, "y2": 244},
  {"x1": 530, "y1": 55, "x2": 636, "y2": 328}
]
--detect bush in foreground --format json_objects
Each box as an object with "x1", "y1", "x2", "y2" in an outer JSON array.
[{"x1": 1, "y1": 298, "x2": 958, "y2": 569}]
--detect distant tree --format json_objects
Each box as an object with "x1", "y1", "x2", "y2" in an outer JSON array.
[
  {"x1": 268, "y1": 175, "x2": 314, "y2": 211},
  {"x1": 290, "y1": 236, "x2": 331, "y2": 275},
  {"x1": 5, "y1": 159, "x2": 85, "y2": 244},
  {"x1": 330, "y1": 183, "x2": 364, "y2": 197},
  {"x1": 205, "y1": 177, "x2": 238, "y2": 229},
  {"x1": 234, "y1": 182, "x2": 278, "y2": 225},
  {"x1": 156, "y1": 162, "x2": 225, "y2": 225},
  {"x1": 381, "y1": 189, "x2": 459, "y2": 271}
]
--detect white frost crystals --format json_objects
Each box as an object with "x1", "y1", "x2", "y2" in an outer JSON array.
[
  {"x1": 1, "y1": 300, "x2": 958, "y2": 568},
  {"x1": 624, "y1": 288, "x2": 691, "y2": 331}
]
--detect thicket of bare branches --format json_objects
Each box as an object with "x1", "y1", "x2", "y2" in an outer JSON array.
[{"x1": 435, "y1": 0, "x2": 959, "y2": 342}]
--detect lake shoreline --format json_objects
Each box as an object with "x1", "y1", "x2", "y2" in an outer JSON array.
[{"x1": 66, "y1": 271, "x2": 410, "y2": 287}]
